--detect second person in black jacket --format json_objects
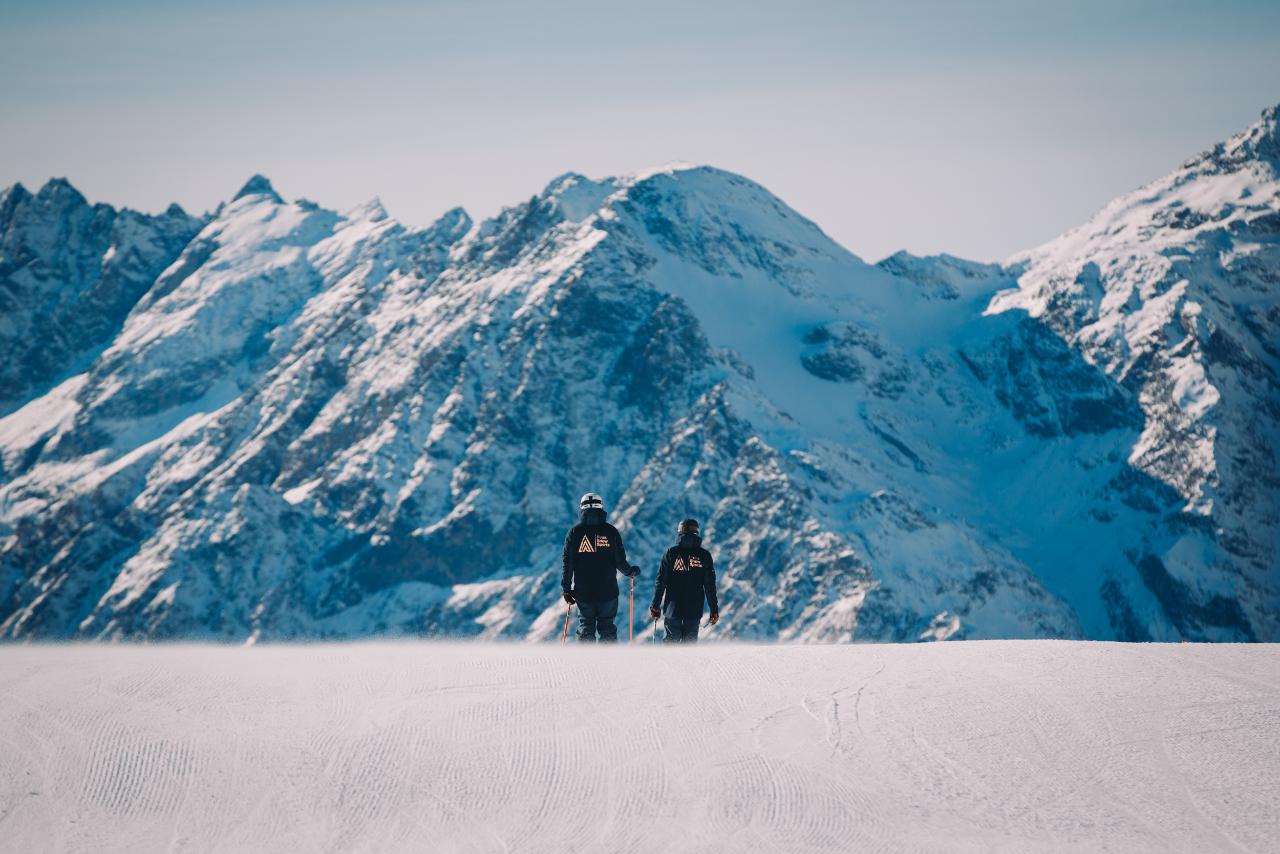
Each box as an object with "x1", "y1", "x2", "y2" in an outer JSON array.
[{"x1": 649, "y1": 518, "x2": 719, "y2": 643}]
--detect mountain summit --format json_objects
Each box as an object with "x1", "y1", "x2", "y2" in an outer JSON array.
[
  {"x1": 0, "y1": 108, "x2": 1276, "y2": 641},
  {"x1": 233, "y1": 174, "x2": 283, "y2": 203}
]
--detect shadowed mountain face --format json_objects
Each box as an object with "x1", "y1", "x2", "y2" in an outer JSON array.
[
  {"x1": 0, "y1": 180, "x2": 205, "y2": 415},
  {"x1": 0, "y1": 109, "x2": 1277, "y2": 642}
]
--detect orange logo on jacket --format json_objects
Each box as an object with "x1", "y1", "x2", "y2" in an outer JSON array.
[{"x1": 579, "y1": 535, "x2": 610, "y2": 554}]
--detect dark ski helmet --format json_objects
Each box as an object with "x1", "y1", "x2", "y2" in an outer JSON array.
[
  {"x1": 677, "y1": 518, "x2": 699, "y2": 536},
  {"x1": 579, "y1": 492, "x2": 604, "y2": 511}
]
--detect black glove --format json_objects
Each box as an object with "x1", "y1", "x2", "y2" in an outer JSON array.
[
  {"x1": 563, "y1": 591, "x2": 575, "y2": 605},
  {"x1": 625, "y1": 564, "x2": 640, "y2": 578},
  {"x1": 649, "y1": 606, "x2": 661, "y2": 621},
  {"x1": 709, "y1": 611, "x2": 719, "y2": 626}
]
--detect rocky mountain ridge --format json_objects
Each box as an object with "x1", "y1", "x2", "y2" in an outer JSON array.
[{"x1": 0, "y1": 106, "x2": 1276, "y2": 642}]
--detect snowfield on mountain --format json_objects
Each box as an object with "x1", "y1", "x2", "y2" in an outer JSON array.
[
  {"x1": 0, "y1": 106, "x2": 1277, "y2": 642},
  {"x1": 1, "y1": 642, "x2": 1278, "y2": 853}
]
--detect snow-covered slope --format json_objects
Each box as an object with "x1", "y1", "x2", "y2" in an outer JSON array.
[
  {"x1": 2, "y1": 642, "x2": 1277, "y2": 853},
  {"x1": 0, "y1": 107, "x2": 1277, "y2": 642},
  {"x1": 989, "y1": 104, "x2": 1280, "y2": 641}
]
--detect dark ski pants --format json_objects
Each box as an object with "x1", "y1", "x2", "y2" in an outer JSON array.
[
  {"x1": 663, "y1": 617, "x2": 700, "y2": 644},
  {"x1": 576, "y1": 597, "x2": 619, "y2": 643}
]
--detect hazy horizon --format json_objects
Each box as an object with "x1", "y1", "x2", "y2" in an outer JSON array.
[{"x1": 3, "y1": 0, "x2": 1279, "y2": 262}]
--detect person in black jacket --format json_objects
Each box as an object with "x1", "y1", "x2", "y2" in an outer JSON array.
[
  {"x1": 562, "y1": 492, "x2": 639, "y2": 642},
  {"x1": 649, "y1": 518, "x2": 719, "y2": 643}
]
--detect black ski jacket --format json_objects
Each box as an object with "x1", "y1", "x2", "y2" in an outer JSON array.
[
  {"x1": 651, "y1": 533, "x2": 718, "y2": 621},
  {"x1": 561, "y1": 508, "x2": 629, "y2": 602}
]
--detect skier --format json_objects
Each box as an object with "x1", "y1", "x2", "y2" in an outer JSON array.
[
  {"x1": 649, "y1": 518, "x2": 719, "y2": 643},
  {"x1": 561, "y1": 493, "x2": 639, "y2": 642}
]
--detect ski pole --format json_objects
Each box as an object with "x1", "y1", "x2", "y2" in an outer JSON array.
[
  {"x1": 561, "y1": 602, "x2": 573, "y2": 644},
  {"x1": 629, "y1": 576, "x2": 634, "y2": 643}
]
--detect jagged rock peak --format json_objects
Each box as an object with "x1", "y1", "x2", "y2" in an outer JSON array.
[
  {"x1": 435, "y1": 205, "x2": 469, "y2": 225},
  {"x1": 1, "y1": 181, "x2": 31, "y2": 203},
  {"x1": 537, "y1": 172, "x2": 618, "y2": 223},
  {"x1": 877, "y1": 251, "x2": 1012, "y2": 301},
  {"x1": 427, "y1": 205, "x2": 471, "y2": 235},
  {"x1": 1188, "y1": 103, "x2": 1280, "y2": 174},
  {"x1": 346, "y1": 197, "x2": 390, "y2": 223},
  {"x1": 36, "y1": 177, "x2": 88, "y2": 206},
  {"x1": 233, "y1": 174, "x2": 283, "y2": 203},
  {"x1": 542, "y1": 171, "x2": 591, "y2": 193},
  {"x1": 1234, "y1": 102, "x2": 1280, "y2": 162}
]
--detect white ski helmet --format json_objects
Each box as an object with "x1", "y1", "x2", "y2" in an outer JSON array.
[{"x1": 579, "y1": 492, "x2": 604, "y2": 511}]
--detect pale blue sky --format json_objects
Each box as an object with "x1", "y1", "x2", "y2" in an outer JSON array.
[{"x1": 3, "y1": 0, "x2": 1278, "y2": 261}]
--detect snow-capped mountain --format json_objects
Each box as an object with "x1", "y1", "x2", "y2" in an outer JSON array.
[
  {"x1": 0, "y1": 107, "x2": 1276, "y2": 642},
  {"x1": 987, "y1": 107, "x2": 1280, "y2": 642}
]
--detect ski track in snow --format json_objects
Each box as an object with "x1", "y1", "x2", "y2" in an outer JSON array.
[{"x1": 0, "y1": 642, "x2": 1277, "y2": 853}]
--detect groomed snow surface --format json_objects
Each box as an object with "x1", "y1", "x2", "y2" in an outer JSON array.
[{"x1": 1, "y1": 642, "x2": 1277, "y2": 852}]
